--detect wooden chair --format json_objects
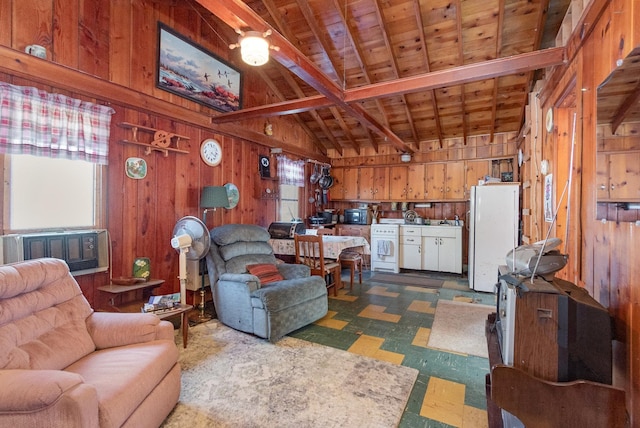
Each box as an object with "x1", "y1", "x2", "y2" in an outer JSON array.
[
  {"x1": 317, "y1": 228, "x2": 363, "y2": 290},
  {"x1": 294, "y1": 233, "x2": 341, "y2": 296}
]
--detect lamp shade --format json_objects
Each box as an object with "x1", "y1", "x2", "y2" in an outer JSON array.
[
  {"x1": 240, "y1": 31, "x2": 270, "y2": 66},
  {"x1": 200, "y1": 186, "x2": 230, "y2": 209}
]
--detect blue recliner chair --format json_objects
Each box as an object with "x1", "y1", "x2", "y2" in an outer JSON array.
[{"x1": 206, "y1": 224, "x2": 328, "y2": 342}]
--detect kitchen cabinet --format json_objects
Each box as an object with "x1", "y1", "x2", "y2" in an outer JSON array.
[
  {"x1": 596, "y1": 151, "x2": 640, "y2": 201},
  {"x1": 445, "y1": 161, "x2": 465, "y2": 200},
  {"x1": 359, "y1": 166, "x2": 389, "y2": 200},
  {"x1": 389, "y1": 165, "x2": 426, "y2": 200},
  {"x1": 425, "y1": 162, "x2": 465, "y2": 201},
  {"x1": 397, "y1": 225, "x2": 462, "y2": 273},
  {"x1": 399, "y1": 226, "x2": 422, "y2": 269},
  {"x1": 421, "y1": 226, "x2": 462, "y2": 274},
  {"x1": 331, "y1": 167, "x2": 359, "y2": 200},
  {"x1": 465, "y1": 160, "x2": 491, "y2": 199}
]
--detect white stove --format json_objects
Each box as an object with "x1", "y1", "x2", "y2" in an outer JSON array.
[{"x1": 371, "y1": 220, "x2": 401, "y2": 273}]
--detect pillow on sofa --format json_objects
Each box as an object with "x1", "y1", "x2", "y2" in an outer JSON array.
[{"x1": 246, "y1": 263, "x2": 284, "y2": 285}]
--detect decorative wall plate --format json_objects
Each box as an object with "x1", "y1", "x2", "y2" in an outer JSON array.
[
  {"x1": 224, "y1": 183, "x2": 239, "y2": 209},
  {"x1": 125, "y1": 157, "x2": 147, "y2": 179},
  {"x1": 545, "y1": 108, "x2": 554, "y2": 132}
]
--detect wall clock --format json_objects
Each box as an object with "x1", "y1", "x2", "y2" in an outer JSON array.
[
  {"x1": 200, "y1": 139, "x2": 222, "y2": 166},
  {"x1": 259, "y1": 155, "x2": 271, "y2": 177}
]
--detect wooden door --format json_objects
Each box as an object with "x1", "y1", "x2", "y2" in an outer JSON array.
[
  {"x1": 407, "y1": 164, "x2": 426, "y2": 200},
  {"x1": 445, "y1": 161, "x2": 465, "y2": 200},
  {"x1": 425, "y1": 163, "x2": 445, "y2": 201},
  {"x1": 389, "y1": 166, "x2": 408, "y2": 199}
]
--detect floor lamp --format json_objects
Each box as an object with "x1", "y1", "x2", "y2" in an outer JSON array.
[{"x1": 198, "y1": 186, "x2": 230, "y2": 320}]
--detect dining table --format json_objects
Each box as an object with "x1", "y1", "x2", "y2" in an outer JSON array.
[{"x1": 268, "y1": 235, "x2": 371, "y2": 259}]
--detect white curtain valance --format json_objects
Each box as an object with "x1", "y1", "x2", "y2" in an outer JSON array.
[
  {"x1": 0, "y1": 82, "x2": 114, "y2": 165},
  {"x1": 277, "y1": 155, "x2": 305, "y2": 187}
]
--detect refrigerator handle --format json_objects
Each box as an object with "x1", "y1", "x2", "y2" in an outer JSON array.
[{"x1": 465, "y1": 210, "x2": 470, "y2": 231}]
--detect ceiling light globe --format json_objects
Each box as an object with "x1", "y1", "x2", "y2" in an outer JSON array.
[{"x1": 240, "y1": 32, "x2": 270, "y2": 66}]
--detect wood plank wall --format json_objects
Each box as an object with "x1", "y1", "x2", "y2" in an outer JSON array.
[
  {"x1": 0, "y1": 0, "x2": 638, "y2": 423},
  {"x1": 533, "y1": 0, "x2": 639, "y2": 421},
  {"x1": 0, "y1": 0, "x2": 319, "y2": 303}
]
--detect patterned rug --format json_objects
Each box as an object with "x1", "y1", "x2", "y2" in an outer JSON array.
[
  {"x1": 162, "y1": 321, "x2": 419, "y2": 428},
  {"x1": 427, "y1": 300, "x2": 495, "y2": 358},
  {"x1": 370, "y1": 272, "x2": 444, "y2": 288}
]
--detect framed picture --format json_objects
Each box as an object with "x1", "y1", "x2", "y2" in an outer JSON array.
[
  {"x1": 544, "y1": 174, "x2": 554, "y2": 222},
  {"x1": 156, "y1": 23, "x2": 242, "y2": 112}
]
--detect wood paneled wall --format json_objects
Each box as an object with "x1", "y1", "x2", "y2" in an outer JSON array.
[
  {"x1": 0, "y1": 0, "x2": 638, "y2": 423},
  {"x1": 0, "y1": 0, "x2": 316, "y2": 301},
  {"x1": 529, "y1": 0, "x2": 639, "y2": 422}
]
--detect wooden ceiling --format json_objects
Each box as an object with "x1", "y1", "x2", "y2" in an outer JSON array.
[{"x1": 195, "y1": 0, "x2": 571, "y2": 156}]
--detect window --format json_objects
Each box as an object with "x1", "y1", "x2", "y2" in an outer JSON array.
[
  {"x1": 279, "y1": 184, "x2": 300, "y2": 222},
  {"x1": 5, "y1": 154, "x2": 102, "y2": 231}
]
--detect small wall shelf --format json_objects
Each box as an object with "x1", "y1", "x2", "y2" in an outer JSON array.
[{"x1": 119, "y1": 122, "x2": 189, "y2": 157}]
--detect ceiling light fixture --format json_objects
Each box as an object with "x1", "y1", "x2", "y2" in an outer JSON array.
[
  {"x1": 400, "y1": 153, "x2": 411, "y2": 163},
  {"x1": 229, "y1": 29, "x2": 279, "y2": 66}
]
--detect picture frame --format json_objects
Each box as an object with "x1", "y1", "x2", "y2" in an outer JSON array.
[
  {"x1": 544, "y1": 174, "x2": 554, "y2": 222},
  {"x1": 156, "y1": 22, "x2": 242, "y2": 112}
]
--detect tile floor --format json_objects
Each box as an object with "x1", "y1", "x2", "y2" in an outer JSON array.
[{"x1": 289, "y1": 269, "x2": 497, "y2": 428}]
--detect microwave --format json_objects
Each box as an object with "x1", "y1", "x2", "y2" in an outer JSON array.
[{"x1": 343, "y1": 209, "x2": 370, "y2": 225}]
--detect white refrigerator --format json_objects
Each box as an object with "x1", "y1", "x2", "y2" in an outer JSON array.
[{"x1": 468, "y1": 184, "x2": 519, "y2": 292}]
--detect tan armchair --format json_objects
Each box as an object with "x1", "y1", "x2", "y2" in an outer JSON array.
[{"x1": 0, "y1": 258, "x2": 180, "y2": 428}]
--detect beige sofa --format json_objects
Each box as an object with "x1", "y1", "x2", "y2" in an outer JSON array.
[{"x1": 0, "y1": 258, "x2": 181, "y2": 428}]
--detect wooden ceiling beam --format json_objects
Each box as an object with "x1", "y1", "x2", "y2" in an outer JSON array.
[
  {"x1": 611, "y1": 82, "x2": 640, "y2": 134},
  {"x1": 412, "y1": 0, "x2": 444, "y2": 148},
  {"x1": 346, "y1": 47, "x2": 565, "y2": 103},
  {"x1": 195, "y1": 0, "x2": 414, "y2": 154},
  {"x1": 211, "y1": 48, "x2": 565, "y2": 124},
  {"x1": 489, "y1": 0, "x2": 506, "y2": 143},
  {"x1": 372, "y1": 0, "x2": 420, "y2": 148}
]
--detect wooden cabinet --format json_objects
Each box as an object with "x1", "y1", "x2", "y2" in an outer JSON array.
[
  {"x1": 424, "y1": 162, "x2": 465, "y2": 201},
  {"x1": 425, "y1": 163, "x2": 445, "y2": 201},
  {"x1": 465, "y1": 160, "x2": 491, "y2": 199},
  {"x1": 389, "y1": 165, "x2": 426, "y2": 200},
  {"x1": 359, "y1": 166, "x2": 388, "y2": 200},
  {"x1": 331, "y1": 167, "x2": 359, "y2": 200},
  {"x1": 389, "y1": 166, "x2": 409, "y2": 199},
  {"x1": 445, "y1": 161, "x2": 465, "y2": 200},
  {"x1": 597, "y1": 151, "x2": 640, "y2": 201}
]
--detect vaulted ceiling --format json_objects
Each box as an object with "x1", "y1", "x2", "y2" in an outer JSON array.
[{"x1": 195, "y1": 0, "x2": 571, "y2": 156}]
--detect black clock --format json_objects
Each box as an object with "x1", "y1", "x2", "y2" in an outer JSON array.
[{"x1": 259, "y1": 155, "x2": 271, "y2": 178}]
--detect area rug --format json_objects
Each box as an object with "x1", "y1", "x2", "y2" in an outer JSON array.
[
  {"x1": 427, "y1": 300, "x2": 495, "y2": 358},
  {"x1": 162, "y1": 321, "x2": 419, "y2": 428},
  {"x1": 370, "y1": 272, "x2": 443, "y2": 289}
]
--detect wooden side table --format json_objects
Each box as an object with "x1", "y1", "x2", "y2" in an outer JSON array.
[
  {"x1": 97, "y1": 279, "x2": 164, "y2": 312},
  {"x1": 156, "y1": 304, "x2": 193, "y2": 348}
]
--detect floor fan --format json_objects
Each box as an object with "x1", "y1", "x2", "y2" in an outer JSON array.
[{"x1": 171, "y1": 216, "x2": 210, "y2": 307}]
